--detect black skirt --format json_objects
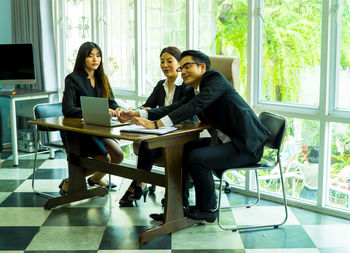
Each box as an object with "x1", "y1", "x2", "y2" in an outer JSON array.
[{"x1": 60, "y1": 131, "x2": 109, "y2": 157}]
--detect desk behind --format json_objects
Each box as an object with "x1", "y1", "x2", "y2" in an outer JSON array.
[{"x1": 0, "y1": 89, "x2": 57, "y2": 166}]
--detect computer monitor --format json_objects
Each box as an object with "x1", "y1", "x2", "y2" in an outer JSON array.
[{"x1": 0, "y1": 44, "x2": 36, "y2": 85}]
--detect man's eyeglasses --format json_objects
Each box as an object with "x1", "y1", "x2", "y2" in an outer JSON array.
[{"x1": 176, "y1": 62, "x2": 202, "y2": 72}]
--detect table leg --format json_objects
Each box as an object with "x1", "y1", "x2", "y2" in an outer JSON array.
[
  {"x1": 10, "y1": 98, "x2": 18, "y2": 166},
  {"x1": 139, "y1": 145, "x2": 203, "y2": 244},
  {"x1": 44, "y1": 132, "x2": 109, "y2": 209},
  {"x1": 44, "y1": 187, "x2": 108, "y2": 209}
]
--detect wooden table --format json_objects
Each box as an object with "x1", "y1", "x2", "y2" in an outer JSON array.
[{"x1": 29, "y1": 117, "x2": 209, "y2": 244}]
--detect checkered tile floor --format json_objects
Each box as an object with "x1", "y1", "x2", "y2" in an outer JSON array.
[{"x1": 1, "y1": 151, "x2": 350, "y2": 252}]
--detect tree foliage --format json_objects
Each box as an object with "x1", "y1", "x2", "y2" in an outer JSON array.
[
  {"x1": 215, "y1": 0, "x2": 350, "y2": 103},
  {"x1": 215, "y1": 0, "x2": 350, "y2": 173}
]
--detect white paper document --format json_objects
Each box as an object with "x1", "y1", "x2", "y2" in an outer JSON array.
[{"x1": 120, "y1": 125, "x2": 177, "y2": 135}]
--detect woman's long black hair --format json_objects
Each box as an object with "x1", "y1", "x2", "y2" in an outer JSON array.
[{"x1": 73, "y1": 41, "x2": 113, "y2": 98}]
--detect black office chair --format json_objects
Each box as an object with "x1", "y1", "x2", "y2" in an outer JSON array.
[
  {"x1": 217, "y1": 111, "x2": 288, "y2": 231},
  {"x1": 32, "y1": 102, "x2": 65, "y2": 198}
]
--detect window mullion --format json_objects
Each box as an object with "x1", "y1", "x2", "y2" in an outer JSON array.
[
  {"x1": 53, "y1": 0, "x2": 65, "y2": 97},
  {"x1": 251, "y1": 0, "x2": 263, "y2": 108},
  {"x1": 60, "y1": 0, "x2": 67, "y2": 90},
  {"x1": 329, "y1": 0, "x2": 342, "y2": 115},
  {"x1": 320, "y1": 0, "x2": 342, "y2": 209},
  {"x1": 247, "y1": 0, "x2": 253, "y2": 106},
  {"x1": 135, "y1": 0, "x2": 145, "y2": 101},
  {"x1": 101, "y1": 0, "x2": 108, "y2": 73},
  {"x1": 186, "y1": 0, "x2": 195, "y2": 49}
]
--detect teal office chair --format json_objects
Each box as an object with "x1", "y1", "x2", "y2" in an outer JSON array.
[
  {"x1": 217, "y1": 111, "x2": 288, "y2": 231},
  {"x1": 32, "y1": 102, "x2": 65, "y2": 198},
  {"x1": 32, "y1": 102, "x2": 114, "y2": 197}
]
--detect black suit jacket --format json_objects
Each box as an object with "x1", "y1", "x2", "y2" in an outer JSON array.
[
  {"x1": 62, "y1": 71, "x2": 120, "y2": 118},
  {"x1": 142, "y1": 79, "x2": 190, "y2": 108},
  {"x1": 147, "y1": 70, "x2": 270, "y2": 154}
]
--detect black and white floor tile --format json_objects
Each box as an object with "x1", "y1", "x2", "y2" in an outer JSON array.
[{"x1": 1, "y1": 151, "x2": 350, "y2": 252}]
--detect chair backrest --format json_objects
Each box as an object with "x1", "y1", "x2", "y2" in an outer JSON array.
[
  {"x1": 33, "y1": 102, "x2": 63, "y2": 131},
  {"x1": 258, "y1": 112, "x2": 287, "y2": 151},
  {"x1": 209, "y1": 55, "x2": 240, "y2": 90}
]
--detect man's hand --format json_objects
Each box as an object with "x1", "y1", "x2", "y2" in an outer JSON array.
[
  {"x1": 117, "y1": 109, "x2": 140, "y2": 123},
  {"x1": 131, "y1": 117, "x2": 155, "y2": 129}
]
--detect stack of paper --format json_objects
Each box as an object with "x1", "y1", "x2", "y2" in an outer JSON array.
[{"x1": 120, "y1": 125, "x2": 177, "y2": 135}]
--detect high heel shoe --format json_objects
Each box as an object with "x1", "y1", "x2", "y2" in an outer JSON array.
[
  {"x1": 128, "y1": 185, "x2": 149, "y2": 202},
  {"x1": 148, "y1": 185, "x2": 156, "y2": 194},
  {"x1": 58, "y1": 178, "x2": 68, "y2": 196},
  {"x1": 119, "y1": 190, "x2": 134, "y2": 207},
  {"x1": 119, "y1": 181, "x2": 137, "y2": 207},
  {"x1": 87, "y1": 177, "x2": 117, "y2": 188}
]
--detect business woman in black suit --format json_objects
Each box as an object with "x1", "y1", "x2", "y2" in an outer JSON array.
[
  {"x1": 119, "y1": 50, "x2": 270, "y2": 222},
  {"x1": 60, "y1": 42, "x2": 124, "y2": 195},
  {"x1": 119, "y1": 47, "x2": 192, "y2": 207}
]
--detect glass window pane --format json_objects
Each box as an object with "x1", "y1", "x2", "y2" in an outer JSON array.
[
  {"x1": 262, "y1": 1, "x2": 321, "y2": 106},
  {"x1": 104, "y1": 0, "x2": 135, "y2": 91},
  {"x1": 214, "y1": 0, "x2": 248, "y2": 97},
  {"x1": 257, "y1": 117, "x2": 320, "y2": 202},
  {"x1": 64, "y1": 0, "x2": 92, "y2": 74},
  {"x1": 336, "y1": 0, "x2": 350, "y2": 111},
  {"x1": 222, "y1": 171, "x2": 246, "y2": 189},
  {"x1": 144, "y1": 0, "x2": 186, "y2": 96},
  {"x1": 327, "y1": 123, "x2": 350, "y2": 210},
  {"x1": 196, "y1": 0, "x2": 217, "y2": 55}
]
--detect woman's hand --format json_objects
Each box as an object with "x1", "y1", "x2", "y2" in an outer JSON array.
[
  {"x1": 109, "y1": 109, "x2": 118, "y2": 117},
  {"x1": 131, "y1": 117, "x2": 155, "y2": 129}
]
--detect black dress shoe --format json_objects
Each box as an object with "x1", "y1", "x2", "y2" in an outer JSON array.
[
  {"x1": 149, "y1": 213, "x2": 164, "y2": 221},
  {"x1": 150, "y1": 206, "x2": 193, "y2": 221},
  {"x1": 87, "y1": 177, "x2": 116, "y2": 188},
  {"x1": 184, "y1": 208, "x2": 217, "y2": 223}
]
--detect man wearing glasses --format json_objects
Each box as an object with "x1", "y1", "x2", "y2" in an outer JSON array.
[{"x1": 119, "y1": 50, "x2": 270, "y2": 222}]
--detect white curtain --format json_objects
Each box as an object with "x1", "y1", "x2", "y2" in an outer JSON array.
[{"x1": 11, "y1": 0, "x2": 58, "y2": 91}]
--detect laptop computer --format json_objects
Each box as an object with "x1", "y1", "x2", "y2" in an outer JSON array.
[{"x1": 80, "y1": 96, "x2": 128, "y2": 127}]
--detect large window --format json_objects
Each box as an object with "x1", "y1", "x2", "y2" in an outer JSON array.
[
  {"x1": 214, "y1": 0, "x2": 248, "y2": 96},
  {"x1": 262, "y1": 1, "x2": 321, "y2": 106},
  {"x1": 328, "y1": 123, "x2": 350, "y2": 209},
  {"x1": 54, "y1": 0, "x2": 135, "y2": 98},
  {"x1": 196, "y1": 0, "x2": 217, "y2": 55},
  {"x1": 103, "y1": 0, "x2": 135, "y2": 92},
  {"x1": 144, "y1": 0, "x2": 186, "y2": 96},
  {"x1": 336, "y1": 0, "x2": 350, "y2": 111},
  {"x1": 258, "y1": 118, "x2": 320, "y2": 202},
  {"x1": 61, "y1": 0, "x2": 92, "y2": 73}
]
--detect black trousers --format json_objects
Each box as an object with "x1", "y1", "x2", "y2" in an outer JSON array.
[
  {"x1": 182, "y1": 137, "x2": 264, "y2": 211},
  {"x1": 136, "y1": 141, "x2": 161, "y2": 172}
]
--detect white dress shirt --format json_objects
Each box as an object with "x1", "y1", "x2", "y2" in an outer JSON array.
[{"x1": 163, "y1": 74, "x2": 183, "y2": 106}]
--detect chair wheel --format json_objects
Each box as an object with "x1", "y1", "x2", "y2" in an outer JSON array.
[
  {"x1": 224, "y1": 186, "x2": 231, "y2": 193},
  {"x1": 148, "y1": 185, "x2": 156, "y2": 194}
]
